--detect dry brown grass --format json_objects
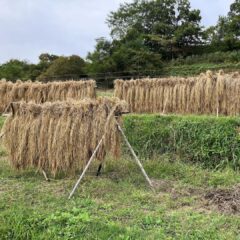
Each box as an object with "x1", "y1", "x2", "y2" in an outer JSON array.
[
  {"x1": 114, "y1": 71, "x2": 240, "y2": 115},
  {"x1": 0, "y1": 79, "x2": 96, "y2": 114},
  {"x1": 1, "y1": 97, "x2": 128, "y2": 176}
]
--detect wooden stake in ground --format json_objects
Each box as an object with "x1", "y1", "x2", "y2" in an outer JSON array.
[{"x1": 115, "y1": 121, "x2": 155, "y2": 192}]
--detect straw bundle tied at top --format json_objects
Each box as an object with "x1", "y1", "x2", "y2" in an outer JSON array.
[
  {"x1": 114, "y1": 71, "x2": 240, "y2": 115},
  {"x1": 0, "y1": 79, "x2": 96, "y2": 114},
  {"x1": 2, "y1": 97, "x2": 128, "y2": 176}
]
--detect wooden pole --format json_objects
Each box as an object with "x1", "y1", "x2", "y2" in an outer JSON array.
[
  {"x1": 42, "y1": 170, "x2": 50, "y2": 182},
  {"x1": 115, "y1": 121, "x2": 155, "y2": 192},
  {"x1": 162, "y1": 96, "x2": 169, "y2": 115},
  {"x1": 68, "y1": 136, "x2": 104, "y2": 199},
  {"x1": 68, "y1": 104, "x2": 120, "y2": 199}
]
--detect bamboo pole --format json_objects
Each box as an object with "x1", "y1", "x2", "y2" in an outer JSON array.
[
  {"x1": 68, "y1": 136, "x2": 104, "y2": 199},
  {"x1": 42, "y1": 170, "x2": 50, "y2": 182},
  {"x1": 68, "y1": 104, "x2": 118, "y2": 199},
  {"x1": 162, "y1": 96, "x2": 169, "y2": 115},
  {"x1": 115, "y1": 121, "x2": 155, "y2": 192}
]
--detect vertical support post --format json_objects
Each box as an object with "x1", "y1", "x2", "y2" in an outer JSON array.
[
  {"x1": 68, "y1": 136, "x2": 104, "y2": 199},
  {"x1": 96, "y1": 164, "x2": 103, "y2": 176},
  {"x1": 115, "y1": 121, "x2": 155, "y2": 192},
  {"x1": 162, "y1": 97, "x2": 169, "y2": 115}
]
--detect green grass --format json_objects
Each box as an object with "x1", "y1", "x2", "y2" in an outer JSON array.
[
  {"x1": 163, "y1": 62, "x2": 240, "y2": 77},
  {"x1": 0, "y1": 156, "x2": 240, "y2": 239},
  {"x1": 97, "y1": 89, "x2": 114, "y2": 97},
  {"x1": 0, "y1": 116, "x2": 5, "y2": 128},
  {"x1": 124, "y1": 114, "x2": 240, "y2": 170},
  {"x1": 0, "y1": 116, "x2": 240, "y2": 239}
]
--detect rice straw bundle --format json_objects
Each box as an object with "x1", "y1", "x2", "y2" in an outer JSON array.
[
  {"x1": 114, "y1": 71, "x2": 240, "y2": 115},
  {"x1": 0, "y1": 80, "x2": 96, "y2": 114},
  {"x1": 2, "y1": 97, "x2": 128, "y2": 176}
]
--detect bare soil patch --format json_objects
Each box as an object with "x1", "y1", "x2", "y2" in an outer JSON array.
[{"x1": 204, "y1": 185, "x2": 240, "y2": 214}]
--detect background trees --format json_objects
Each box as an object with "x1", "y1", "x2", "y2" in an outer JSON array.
[
  {"x1": 87, "y1": 0, "x2": 204, "y2": 78},
  {"x1": 37, "y1": 55, "x2": 86, "y2": 81},
  {"x1": 0, "y1": 0, "x2": 239, "y2": 82},
  {"x1": 207, "y1": 0, "x2": 240, "y2": 51},
  {"x1": 0, "y1": 60, "x2": 33, "y2": 81}
]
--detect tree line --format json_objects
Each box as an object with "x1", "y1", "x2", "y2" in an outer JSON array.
[{"x1": 0, "y1": 0, "x2": 239, "y2": 82}]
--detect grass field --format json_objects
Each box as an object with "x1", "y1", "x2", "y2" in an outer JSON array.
[{"x1": 0, "y1": 116, "x2": 240, "y2": 239}]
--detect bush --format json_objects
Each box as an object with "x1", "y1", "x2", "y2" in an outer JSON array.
[{"x1": 124, "y1": 115, "x2": 240, "y2": 170}]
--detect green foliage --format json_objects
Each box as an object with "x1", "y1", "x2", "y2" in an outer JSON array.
[
  {"x1": 0, "y1": 54, "x2": 57, "y2": 81},
  {"x1": 124, "y1": 115, "x2": 240, "y2": 169},
  {"x1": 0, "y1": 117, "x2": 5, "y2": 129},
  {"x1": 87, "y1": 0, "x2": 204, "y2": 81},
  {"x1": 108, "y1": 0, "x2": 203, "y2": 56},
  {"x1": 169, "y1": 50, "x2": 240, "y2": 66},
  {"x1": 0, "y1": 54, "x2": 87, "y2": 82},
  {"x1": 0, "y1": 1, "x2": 240, "y2": 82},
  {"x1": 208, "y1": 0, "x2": 240, "y2": 50},
  {"x1": 86, "y1": 32, "x2": 163, "y2": 84},
  {"x1": 162, "y1": 62, "x2": 240, "y2": 77},
  {"x1": 87, "y1": 0, "x2": 240, "y2": 80},
  {"x1": 37, "y1": 55, "x2": 86, "y2": 81},
  {"x1": 0, "y1": 60, "x2": 34, "y2": 81}
]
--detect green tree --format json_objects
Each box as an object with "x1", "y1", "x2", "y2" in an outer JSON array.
[
  {"x1": 0, "y1": 60, "x2": 32, "y2": 81},
  {"x1": 39, "y1": 53, "x2": 59, "y2": 64},
  {"x1": 87, "y1": 0, "x2": 202, "y2": 82},
  {"x1": 30, "y1": 53, "x2": 60, "y2": 80},
  {"x1": 37, "y1": 55, "x2": 86, "y2": 81},
  {"x1": 107, "y1": 0, "x2": 203, "y2": 58},
  {"x1": 86, "y1": 32, "x2": 162, "y2": 81},
  {"x1": 209, "y1": 0, "x2": 240, "y2": 50}
]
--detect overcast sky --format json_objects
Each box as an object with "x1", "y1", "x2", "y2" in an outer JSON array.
[{"x1": 0, "y1": 0, "x2": 234, "y2": 63}]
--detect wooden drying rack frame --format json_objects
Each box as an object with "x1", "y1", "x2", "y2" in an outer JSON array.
[{"x1": 0, "y1": 104, "x2": 154, "y2": 199}]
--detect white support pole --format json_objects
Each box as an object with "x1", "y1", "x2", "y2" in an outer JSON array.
[
  {"x1": 42, "y1": 170, "x2": 50, "y2": 182},
  {"x1": 162, "y1": 97, "x2": 169, "y2": 115},
  {"x1": 68, "y1": 136, "x2": 104, "y2": 199},
  {"x1": 115, "y1": 121, "x2": 155, "y2": 192}
]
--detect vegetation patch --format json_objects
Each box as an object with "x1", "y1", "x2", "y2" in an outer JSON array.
[
  {"x1": 0, "y1": 155, "x2": 240, "y2": 239},
  {"x1": 124, "y1": 114, "x2": 240, "y2": 170}
]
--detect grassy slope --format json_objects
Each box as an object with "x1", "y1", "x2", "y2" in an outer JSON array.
[
  {"x1": 163, "y1": 63, "x2": 240, "y2": 77},
  {"x1": 0, "y1": 116, "x2": 240, "y2": 239}
]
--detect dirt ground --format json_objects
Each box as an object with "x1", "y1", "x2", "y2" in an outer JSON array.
[{"x1": 204, "y1": 185, "x2": 240, "y2": 214}]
